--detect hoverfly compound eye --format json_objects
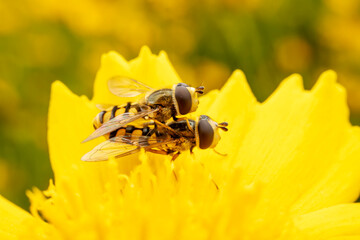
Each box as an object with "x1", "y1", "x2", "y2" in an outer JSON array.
[
  {"x1": 196, "y1": 115, "x2": 223, "y2": 150},
  {"x1": 197, "y1": 116, "x2": 214, "y2": 149},
  {"x1": 177, "y1": 83, "x2": 189, "y2": 87},
  {"x1": 174, "y1": 84, "x2": 192, "y2": 115},
  {"x1": 173, "y1": 83, "x2": 202, "y2": 116}
]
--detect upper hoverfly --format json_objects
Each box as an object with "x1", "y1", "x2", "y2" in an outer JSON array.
[
  {"x1": 82, "y1": 77, "x2": 204, "y2": 142},
  {"x1": 81, "y1": 115, "x2": 228, "y2": 162}
]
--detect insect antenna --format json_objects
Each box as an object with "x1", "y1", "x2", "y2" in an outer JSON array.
[
  {"x1": 195, "y1": 86, "x2": 205, "y2": 94},
  {"x1": 217, "y1": 121, "x2": 228, "y2": 132}
]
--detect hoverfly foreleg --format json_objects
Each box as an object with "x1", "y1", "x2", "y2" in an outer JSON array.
[
  {"x1": 172, "y1": 117, "x2": 194, "y2": 134},
  {"x1": 213, "y1": 149, "x2": 227, "y2": 157},
  {"x1": 145, "y1": 149, "x2": 169, "y2": 155},
  {"x1": 185, "y1": 118, "x2": 194, "y2": 134},
  {"x1": 170, "y1": 151, "x2": 181, "y2": 182},
  {"x1": 171, "y1": 151, "x2": 180, "y2": 161},
  {"x1": 153, "y1": 119, "x2": 181, "y2": 137},
  {"x1": 190, "y1": 146, "x2": 195, "y2": 155},
  {"x1": 198, "y1": 160, "x2": 219, "y2": 191}
]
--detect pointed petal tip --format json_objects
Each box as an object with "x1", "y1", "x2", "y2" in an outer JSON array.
[
  {"x1": 264, "y1": 73, "x2": 304, "y2": 103},
  {"x1": 50, "y1": 81, "x2": 77, "y2": 101},
  {"x1": 100, "y1": 51, "x2": 116, "y2": 62},
  {"x1": 311, "y1": 70, "x2": 348, "y2": 103},
  {"x1": 51, "y1": 80, "x2": 66, "y2": 91},
  {"x1": 312, "y1": 70, "x2": 339, "y2": 92},
  {"x1": 280, "y1": 73, "x2": 304, "y2": 90},
  {"x1": 221, "y1": 69, "x2": 256, "y2": 102},
  {"x1": 139, "y1": 45, "x2": 153, "y2": 58},
  {"x1": 159, "y1": 50, "x2": 169, "y2": 59},
  {"x1": 319, "y1": 69, "x2": 338, "y2": 82},
  {"x1": 225, "y1": 69, "x2": 246, "y2": 85},
  {"x1": 100, "y1": 51, "x2": 128, "y2": 65},
  {"x1": 231, "y1": 69, "x2": 246, "y2": 78}
]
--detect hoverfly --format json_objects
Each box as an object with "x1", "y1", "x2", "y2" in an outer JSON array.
[
  {"x1": 82, "y1": 77, "x2": 204, "y2": 143},
  {"x1": 81, "y1": 115, "x2": 228, "y2": 162}
]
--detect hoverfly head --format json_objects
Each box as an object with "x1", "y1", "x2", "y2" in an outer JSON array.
[
  {"x1": 173, "y1": 83, "x2": 204, "y2": 116},
  {"x1": 195, "y1": 115, "x2": 227, "y2": 150}
]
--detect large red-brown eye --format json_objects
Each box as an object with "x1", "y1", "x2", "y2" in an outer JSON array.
[
  {"x1": 198, "y1": 119, "x2": 214, "y2": 149},
  {"x1": 175, "y1": 85, "x2": 192, "y2": 115}
]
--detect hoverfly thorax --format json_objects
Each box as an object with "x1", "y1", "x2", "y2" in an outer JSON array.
[
  {"x1": 195, "y1": 115, "x2": 228, "y2": 149},
  {"x1": 172, "y1": 83, "x2": 204, "y2": 116}
]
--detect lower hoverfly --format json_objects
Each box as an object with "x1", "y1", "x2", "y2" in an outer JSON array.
[
  {"x1": 81, "y1": 115, "x2": 228, "y2": 162},
  {"x1": 82, "y1": 77, "x2": 204, "y2": 143}
]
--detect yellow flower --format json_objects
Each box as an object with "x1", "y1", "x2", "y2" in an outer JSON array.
[{"x1": 1, "y1": 46, "x2": 360, "y2": 239}]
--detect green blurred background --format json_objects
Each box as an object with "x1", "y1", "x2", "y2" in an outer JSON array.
[{"x1": 1, "y1": 0, "x2": 360, "y2": 209}]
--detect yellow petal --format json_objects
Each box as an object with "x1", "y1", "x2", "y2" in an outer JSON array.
[
  {"x1": 92, "y1": 51, "x2": 131, "y2": 105},
  {"x1": 206, "y1": 70, "x2": 257, "y2": 155},
  {"x1": 327, "y1": 237, "x2": 360, "y2": 240},
  {"x1": 193, "y1": 70, "x2": 258, "y2": 188},
  {"x1": 290, "y1": 126, "x2": 360, "y2": 214},
  {"x1": 229, "y1": 70, "x2": 360, "y2": 216},
  {"x1": 48, "y1": 80, "x2": 101, "y2": 179},
  {"x1": 0, "y1": 195, "x2": 33, "y2": 239},
  {"x1": 129, "y1": 47, "x2": 181, "y2": 88},
  {"x1": 206, "y1": 69, "x2": 257, "y2": 120},
  {"x1": 293, "y1": 203, "x2": 360, "y2": 239}
]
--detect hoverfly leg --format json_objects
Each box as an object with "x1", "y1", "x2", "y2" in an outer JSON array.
[
  {"x1": 172, "y1": 169, "x2": 178, "y2": 182},
  {"x1": 153, "y1": 119, "x2": 181, "y2": 137},
  {"x1": 211, "y1": 179, "x2": 219, "y2": 191},
  {"x1": 185, "y1": 118, "x2": 194, "y2": 133},
  {"x1": 190, "y1": 146, "x2": 195, "y2": 155},
  {"x1": 171, "y1": 151, "x2": 180, "y2": 161},
  {"x1": 198, "y1": 161, "x2": 219, "y2": 191},
  {"x1": 170, "y1": 151, "x2": 180, "y2": 182},
  {"x1": 213, "y1": 148, "x2": 227, "y2": 157},
  {"x1": 145, "y1": 149, "x2": 168, "y2": 155},
  {"x1": 173, "y1": 117, "x2": 194, "y2": 134}
]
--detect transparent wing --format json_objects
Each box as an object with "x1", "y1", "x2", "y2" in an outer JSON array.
[
  {"x1": 119, "y1": 135, "x2": 176, "y2": 149},
  {"x1": 108, "y1": 76, "x2": 155, "y2": 97},
  {"x1": 81, "y1": 135, "x2": 177, "y2": 162},
  {"x1": 81, "y1": 139, "x2": 140, "y2": 162},
  {"x1": 82, "y1": 108, "x2": 159, "y2": 143}
]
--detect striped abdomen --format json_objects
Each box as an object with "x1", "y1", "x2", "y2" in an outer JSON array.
[
  {"x1": 93, "y1": 102, "x2": 145, "y2": 139},
  {"x1": 108, "y1": 124, "x2": 154, "y2": 141},
  {"x1": 93, "y1": 103, "x2": 140, "y2": 129}
]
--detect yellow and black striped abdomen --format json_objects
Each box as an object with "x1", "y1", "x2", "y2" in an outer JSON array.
[
  {"x1": 93, "y1": 102, "x2": 154, "y2": 140},
  {"x1": 93, "y1": 102, "x2": 141, "y2": 130},
  {"x1": 110, "y1": 125, "x2": 153, "y2": 141}
]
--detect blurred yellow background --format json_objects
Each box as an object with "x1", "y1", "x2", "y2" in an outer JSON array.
[{"x1": 1, "y1": 0, "x2": 360, "y2": 209}]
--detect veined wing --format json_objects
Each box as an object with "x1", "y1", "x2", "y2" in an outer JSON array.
[
  {"x1": 108, "y1": 76, "x2": 155, "y2": 97},
  {"x1": 81, "y1": 139, "x2": 140, "y2": 162},
  {"x1": 118, "y1": 135, "x2": 177, "y2": 149},
  {"x1": 82, "y1": 108, "x2": 159, "y2": 143},
  {"x1": 81, "y1": 135, "x2": 178, "y2": 162}
]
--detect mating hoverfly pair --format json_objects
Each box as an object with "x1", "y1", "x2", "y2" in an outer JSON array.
[{"x1": 81, "y1": 77, "x2": 228, "y2": 162}]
